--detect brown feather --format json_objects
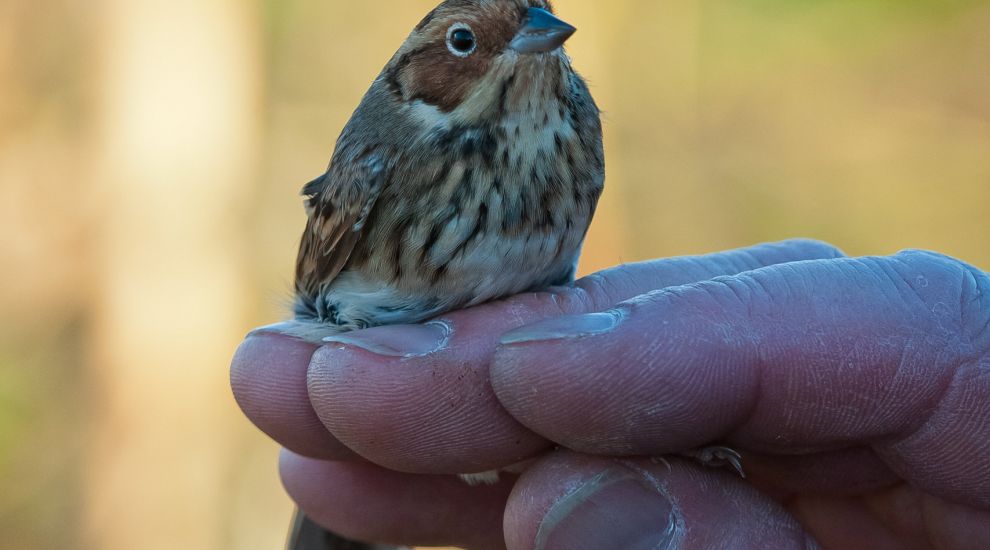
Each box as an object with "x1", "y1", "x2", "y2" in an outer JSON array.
[
  {"x1": 291, "y1": 0, "x2": 602, "y2": 332},
  {"x1": 294, "y1": 156, "x2": 385, "y2": 298},
  {"x1": 285, "y1": 2, "x2": 601, "y2": 547}
]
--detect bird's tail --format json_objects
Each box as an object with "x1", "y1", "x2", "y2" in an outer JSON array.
[
  {"x1": 272, "y1": 322, "x2": 396, "y2": 549},
  {"x1": 287, "y1": 510, "x2": 404, "y2": 550}
]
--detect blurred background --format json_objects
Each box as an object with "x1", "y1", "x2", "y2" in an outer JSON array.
[{"x1": 1, "y1": 0, "x2": 988, "y2": 548}]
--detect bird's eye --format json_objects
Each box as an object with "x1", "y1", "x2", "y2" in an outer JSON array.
[{"x1": 446, "y1": 24, "x2": 477, "y2": 57}]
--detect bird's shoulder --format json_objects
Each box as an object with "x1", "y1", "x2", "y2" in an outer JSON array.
[{"x1": 294, "y1": 142, "x2": 389, "y2": 298}]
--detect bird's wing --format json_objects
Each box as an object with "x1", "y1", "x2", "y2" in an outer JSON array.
[{"x1": 295, "y1": 155, "x2": 386, "y2": 297}]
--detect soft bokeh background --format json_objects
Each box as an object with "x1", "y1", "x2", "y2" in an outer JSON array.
[{"x1": 2, "y1": 0, "x2": 988, "y2": 548}]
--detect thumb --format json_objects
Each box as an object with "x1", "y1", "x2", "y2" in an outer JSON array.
[{"x1": 504, "y1": 451, "x2": 813, "y2": 550}]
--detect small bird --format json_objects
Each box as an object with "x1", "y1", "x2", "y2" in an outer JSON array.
[
  {"x1": 282, "y1": 1, "x2": 603, "y2": 548},
  {"x1": 287, "y1": 0, "x2": 603, "y2": 342}
]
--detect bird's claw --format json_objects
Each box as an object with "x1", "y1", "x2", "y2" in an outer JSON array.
[
  {"x1": 457, "y1": 470, "x2": 501, "y2": 486},
  {"x1": 678, "y1": 446, "x2": 746, "y2": 478}
]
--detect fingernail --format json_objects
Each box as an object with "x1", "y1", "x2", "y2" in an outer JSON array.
[
  {"x1": 500, "y1": 310, "x2": 624, "y2": 345},
  {"x1": 535, "y1": 467, "x2": 678, "y2": 550},
  {"x1": 246, "y1": 321, "x2": 311, "y2": 342},
  {"x1": 321, "y1": 321, "x2": 451, "y2": 358}
]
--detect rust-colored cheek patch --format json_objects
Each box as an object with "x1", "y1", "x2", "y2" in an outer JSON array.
[
  {"x1": 402, "y1": 42, "x2": 492, "y2": 112},
  {"x1": 398, "y1": 0, "x2": 534, "y2": 112}
]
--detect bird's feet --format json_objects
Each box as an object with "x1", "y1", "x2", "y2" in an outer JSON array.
[
  {"x1": 656, "y1": 446, "x2": 746, "y2": 478},
  {"x1": 457, "y1": 470, "x2": 501, "y2": 486}
]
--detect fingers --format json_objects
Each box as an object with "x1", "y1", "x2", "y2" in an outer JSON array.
[
  {"x1": 492, "y1": 251, "x2": 990, "y2": 507},
  {"x1": 307, "y1": 240, "x2": 844, "y2": 473},
  {"x1": 788, "y1": 486, "x2": 990, "y2": 550},
  {"x1": 230, "y1": 332, "x2": 357, "y2": 459},
  {"x1": 567, "y1": 238, "x2": 844, "y2": 314},
  {"x1": 279, "y1": 451, "x2": 511, "y2": 550},
  {"x1": 504, "y1": 451, "x2": 814, "y2": 550}
]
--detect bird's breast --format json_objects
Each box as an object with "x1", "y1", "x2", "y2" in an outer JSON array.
[{"x1": 316, "y1": 67, "x2": 604, "y2": 329}]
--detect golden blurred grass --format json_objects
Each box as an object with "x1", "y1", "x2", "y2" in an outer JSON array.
[{"x1": 1, "y1": 0, "x2": 988, "y2": 548}]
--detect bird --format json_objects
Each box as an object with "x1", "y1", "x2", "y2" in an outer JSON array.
[
  {"x1": 286, "y1": 0, "x2": 602, "y2": 342},
  {"x1": 280, "y1": 1, "x2": 604, "y2": 548}
]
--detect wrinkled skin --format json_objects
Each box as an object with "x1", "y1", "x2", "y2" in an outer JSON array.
[{"x1": 231, "y1": 240, "x2": 990, "y2": 550}]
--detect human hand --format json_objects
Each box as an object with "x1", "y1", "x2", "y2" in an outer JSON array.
[{"x1": 231, "y1": 240, "x2": 990, "y2": 549}]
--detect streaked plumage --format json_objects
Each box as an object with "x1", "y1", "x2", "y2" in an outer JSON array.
[
  {"x1": 290, "y1": 0, "x2": 604, "y2": 342},
  {"x1": 285, "y1": 1, "x2": 603, "y2": 548}
]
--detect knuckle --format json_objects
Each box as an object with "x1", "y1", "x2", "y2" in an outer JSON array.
[
  {"x1": 730, "y1": 239, "x2": 845, "y2": 275},
  {"x1": 893, "y1": 250, "x2": 990, "y2": 353},
  {"x1": 693, "y1": 272, "x2": 773, "y2": 325},
  {"x1": 545, "y1": 285, "x2": 593, "y2": 316},
  {"x1": 960, "y1": 264, "x2": 990, "y2": 353},
  {"x1": 572, "y1": 268, "x2": 626, "y2": 310}
]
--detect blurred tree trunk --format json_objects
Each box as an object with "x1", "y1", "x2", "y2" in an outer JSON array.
[{"x1": 88, "y1": 1, "x2": 275, "y2": 549}]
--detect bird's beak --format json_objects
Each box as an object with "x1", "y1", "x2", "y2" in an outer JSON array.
[{"x1": 509, "y1": 7, "x2": 576, "y2": 54}]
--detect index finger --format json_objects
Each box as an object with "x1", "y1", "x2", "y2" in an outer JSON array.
[{"x1": 492, "y1": 251, "x2": 990, "y2": 507}]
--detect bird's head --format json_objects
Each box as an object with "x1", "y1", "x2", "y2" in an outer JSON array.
[{"x1": 378, "y1": 0, "x2": 578, "y2": 125}]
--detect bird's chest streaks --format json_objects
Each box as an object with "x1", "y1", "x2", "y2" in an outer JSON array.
[
  {"x1": 329, "y1": 109, "x2": 593, "y2": 326},
  {"x1": 307, "y1": 55, "x2": 604, "y2": 330},
  {"x1": 420, "y1": 108, "x2": 583, "y2": 258},
  {"x1": 290, "y1": 4, "x2": 605, "y2": 336}
]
